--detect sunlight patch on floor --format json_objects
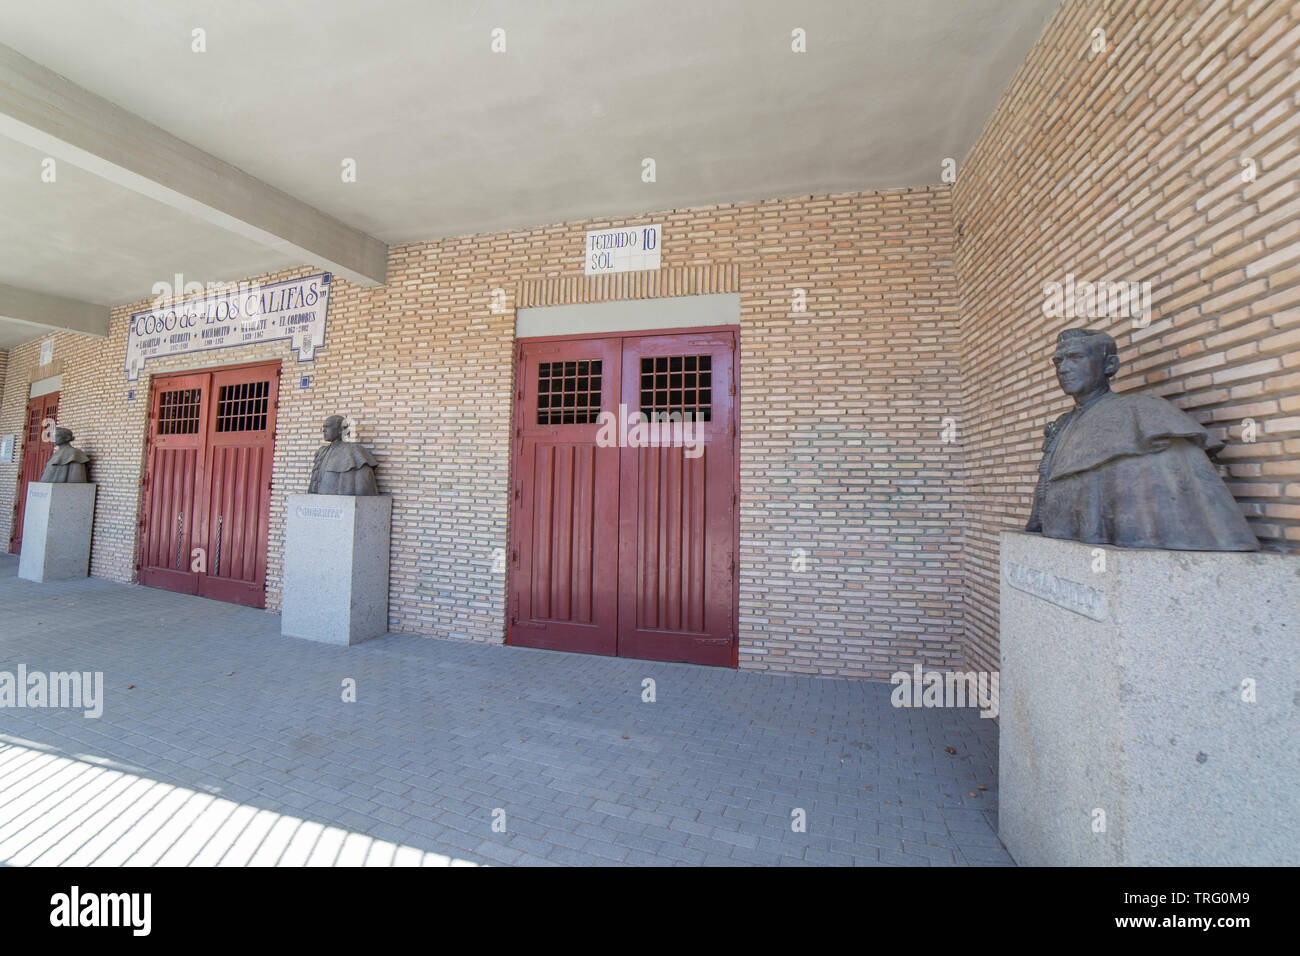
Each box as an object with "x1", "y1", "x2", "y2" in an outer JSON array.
[{"x1": 0, "y1": 737, "x2": 478, "y2": 867}]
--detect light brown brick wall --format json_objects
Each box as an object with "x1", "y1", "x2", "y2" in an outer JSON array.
[
  {"x1": 952, "y1": 0, "x2": 1300, "y2": 674},
  {"x1": 0, "y1": 187, "x2": 965, "y2": 678},
  {"x1": 0, "y1": 279, "x2": 371, "y2": 592}
]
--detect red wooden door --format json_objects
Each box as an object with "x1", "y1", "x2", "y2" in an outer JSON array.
[
  {"x1": 138, "y1": 363, "x2": 278, "y2": 607},
  {"x1": 509, "y1": 329, "x2": 738, "y2": 666},
  {"x1": 9, "y1": 392, "x2": 59, "y2": 553},
  {"x1": 139, "y1": 374, "x2": 208, "y2": 595},
  {"x1": 198, "y1": 365, "x2": 279, "y2": 605},
  {"x1": 510, "y1": 338, "x2": 622, "y2": 655},
  {"x1": 617, "y1": 331, "x2": 736, "y2": 665}
]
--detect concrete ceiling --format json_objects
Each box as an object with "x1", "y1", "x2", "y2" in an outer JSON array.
[
  {"x1": 0, "y1": 0, "x2": 1060, "y2": 347},
  {"x1": 0, "y1": 137, "x2": 302, "y2": 306}
]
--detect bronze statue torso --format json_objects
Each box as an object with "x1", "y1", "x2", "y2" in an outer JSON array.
[
  {"x1": 41, "y1": 444, "x2": 91, "y2": 483},
  {"x1": 308, "y1": 439, "x2": 378, "y2": 496},
  {"x1": 1027, "y1": 390, "x2": 1257, "y2": 550}
]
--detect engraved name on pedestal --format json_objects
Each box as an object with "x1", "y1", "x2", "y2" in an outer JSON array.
[
  {"x1": 293, "y1": 504, "x2": 344, "y2": 521},
  {"x1": 1003, "y1": 558, "x2": 1107, "y2": 621}
]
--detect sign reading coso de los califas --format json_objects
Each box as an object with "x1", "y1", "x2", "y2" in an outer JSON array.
[{"x1": 125, "y1": 273, "x2": 332, "y2": 381}]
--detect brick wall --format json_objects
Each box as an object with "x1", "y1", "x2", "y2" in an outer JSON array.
[
  {"x1": 952, "y1": 0, "x2": 1300, "y2": 674},
  {"x1": 737, "y1": 191, "x2": 964, "y2": 675},
  {"x1": 0, "y1": 187, "x2": 964, "y2": 679},
  {"x1": 0, "y1": 279, "x2": 371, "y2": 591}
]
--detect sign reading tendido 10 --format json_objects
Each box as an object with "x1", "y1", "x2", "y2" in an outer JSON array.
[
  {"x1": 585, "y1": 225, "x2": 661, "y2": 275},
  {"x1": 125, "y1": 273, "x2": 332, "y2": 381}
]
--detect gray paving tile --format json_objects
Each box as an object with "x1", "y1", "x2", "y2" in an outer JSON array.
[{"x1": 0, "y1": 553, "x2": 1011, "y2": 867}]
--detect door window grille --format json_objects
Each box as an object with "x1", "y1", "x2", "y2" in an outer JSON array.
[
  {"x1": 158, "y1": 388, "x2": 202, "y2": 435},
  {"x1": 216, "y1": 381, "x2": 270, "y2": 432},
  {"x1": 537, "y1": 360, "x2": 602, "y2": 425},
  {"x1": 640, "y1": 355, "x2": 712, "y2": 422}
]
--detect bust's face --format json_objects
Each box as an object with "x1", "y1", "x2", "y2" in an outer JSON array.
[
  {"x1": 53, "y1": 429, "x2": 72, "y2": 446},
  {"x1": 323, "y1": 419, "x2": 342, "y2": 442},
  {"x1": 1053, "y1": 340, "x2": 1110, "y2": 397}
]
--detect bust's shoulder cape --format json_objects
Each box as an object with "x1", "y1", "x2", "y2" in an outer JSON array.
[
  {"x1": 1049, "y1": 391, "x2": 1213, "y2": 481},
  {"x1": 315, "y1": 440, "x2": 377, "y2": 472},
  {"x1": 47, "y1": 445, "x2": 90, "y2": 465}
]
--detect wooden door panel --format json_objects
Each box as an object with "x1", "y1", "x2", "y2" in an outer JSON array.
[
  {"x1": 138, "y1": 446, "x2": 202, "y2": 593},
  {"x1": 631, "y1": 444, "x2": 707, "y2": 633},
  {"x1": 201, "y1": 443, "x2": 266, "y2": 601},
  {"x1": 510, "y1": 339, "x2": 620, "y2": 655},
  {"x1": 199, "y1": 365, "x2": 277, "y2": 607},
  {"x1": 617, "y1": 331, "x2": 736, "y2": 666},
  {"x1": 138, "y1": 374, "x2": 207, "y2": 594},
  {"x1": 513, "y1": 440, "x2": 618, "y2": 653}
]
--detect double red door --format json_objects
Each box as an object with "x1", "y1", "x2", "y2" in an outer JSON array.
[
  {"x1": 510, "y1": 329, "x2": 738, "y2": 666},
  {"x1": 138, "y1": 363, "x2": 279, "y2": 607},
  {"x1": 9, "y1": 391, "x2": 59, "y2": 553}
]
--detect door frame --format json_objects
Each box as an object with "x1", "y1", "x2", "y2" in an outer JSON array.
[
  {"x1": 135, "y1": 359, "x2": 281, "y2": 607},
  {"x1": 505, "y1": 323, "x2": 741, "y2": 667}
]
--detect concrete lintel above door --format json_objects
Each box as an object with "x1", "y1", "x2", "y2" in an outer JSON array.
[{"x1": 516, "y1": 293, "x2": 740, "y2": 339}]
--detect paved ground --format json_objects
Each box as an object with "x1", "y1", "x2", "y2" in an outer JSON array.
[{"x1": 0, "y1": 555, "x2": 1011, "y2": 866}]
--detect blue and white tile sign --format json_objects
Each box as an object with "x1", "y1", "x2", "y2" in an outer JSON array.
[
  {"x1": 125, "y1": 273, "x2": 332, "y2": 381},
  {"x1": 585, "y1": 225, "x2": 661, "y2": 275}
]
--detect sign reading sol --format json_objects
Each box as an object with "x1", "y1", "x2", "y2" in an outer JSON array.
[{"x1": 585, "y1": 225, "x2": 661, "y2": 275}]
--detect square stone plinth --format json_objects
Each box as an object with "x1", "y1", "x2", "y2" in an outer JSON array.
[
  {"x1": 998, "y1": 530, "x2": 1300, "y2": 866},
  {"x1": 17, "y1": 482, "x2": 96, "y2": 583},
  {"x1": 281, "y1": 494, "x2": 391, "y2": 646}
]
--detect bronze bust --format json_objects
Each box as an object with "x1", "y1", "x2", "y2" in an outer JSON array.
[
  {"x1": 40, "y1": 428, "x2": 91, "y2": 483},
  {"x1": 1026, "y1": 328, "x2": 1258, "y2": 550},
  {"x1": 308, "y1": 415, "x2": 378, "y2": 495}
]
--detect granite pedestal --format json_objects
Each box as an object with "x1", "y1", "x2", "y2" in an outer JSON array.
[
  {"x1": 17, "y1": 482, "x2": 96, "y2": 583},
  {"x1": 998, "y1": 530, "x2": 1300, "y2": 866},
  {"x1": 281, "y1": 494, "x2": 391, "y2": 646}
]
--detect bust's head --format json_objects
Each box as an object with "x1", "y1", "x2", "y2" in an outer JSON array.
[
  {"x1": 1052, "y1": 327, "x2": 1119, "y2": 399},
  {"x1": 52, "y1": 427, "x2": 73, "y2": 446},
  {"x1": 322, "y1": 415, "x2": 345, "y2": 443}
]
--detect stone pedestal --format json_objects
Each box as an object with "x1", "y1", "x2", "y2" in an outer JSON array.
[
  {"x1": 281, "y1": 494, "x2": 391, "y2": 646},
  {"x1": 18, "y1": 482, "x2": 96, "y2": 582},
  {"x1": 998, "y1": 530, "x2": 1299, "y2": 866}
]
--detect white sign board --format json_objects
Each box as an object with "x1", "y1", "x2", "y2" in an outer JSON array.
[
  {"x1": 0, "y1": 434, "x2": 13, "y2": 464},
  {"x1": 39, "y1": 339, "x2": 53, "y2": 367},
  {"x1": 585, "y1": 225, "x2": 661, "y2": 275},
  {"x1": 125, "y1": 273, "x2": 332, "y2": 382}
]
